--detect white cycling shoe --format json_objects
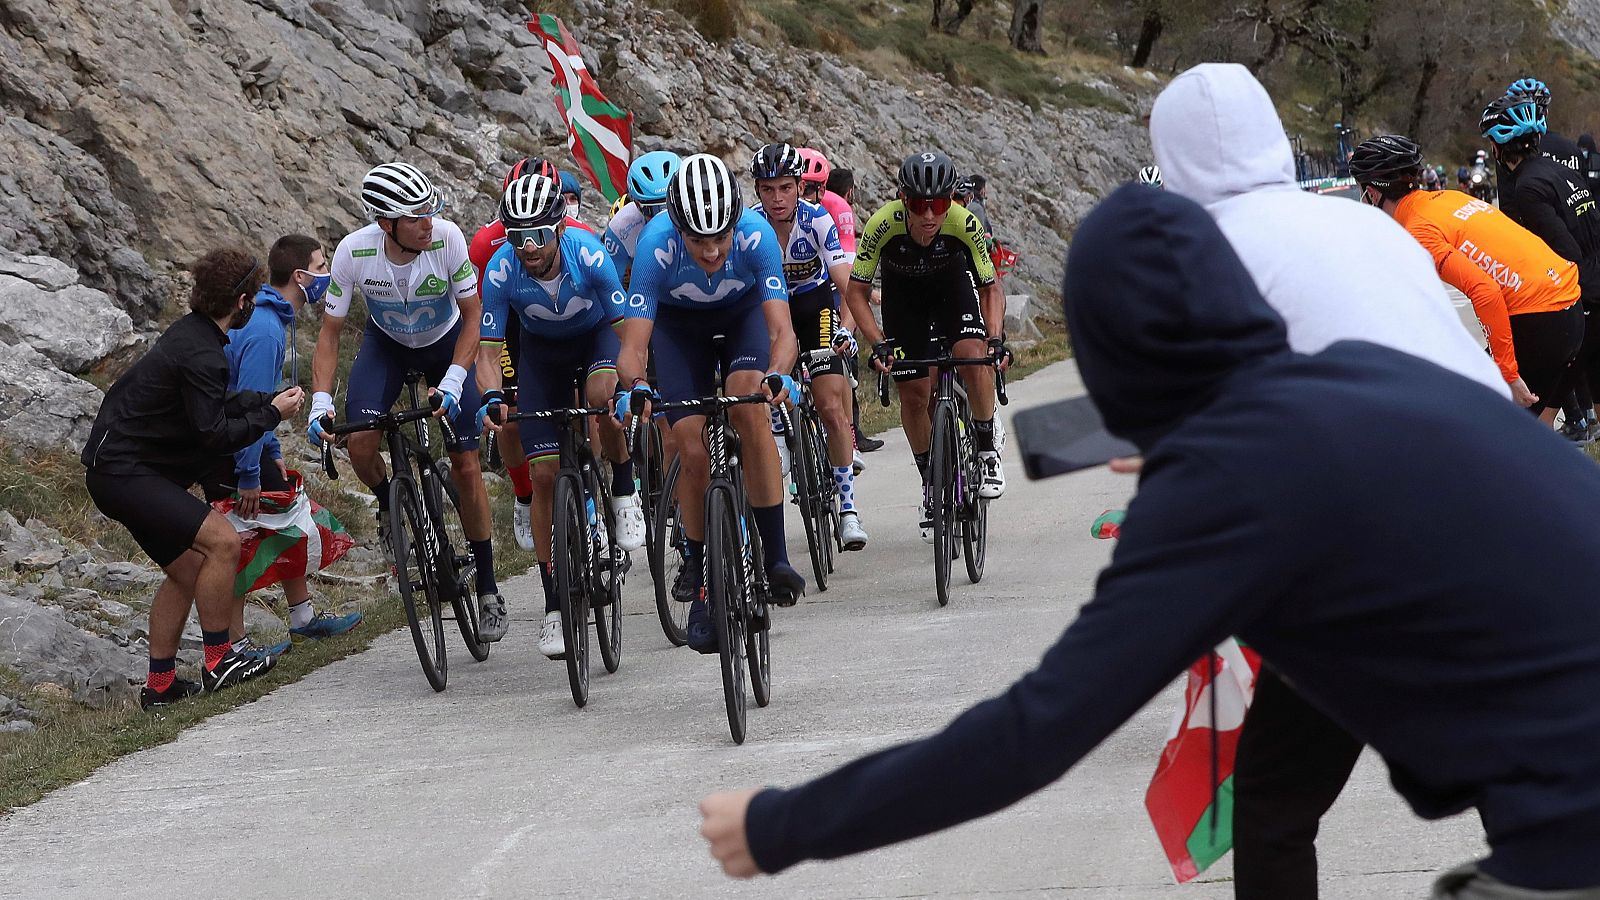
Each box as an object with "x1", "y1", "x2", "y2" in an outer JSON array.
[
  {"x1": 852, "y1": 449, "x2": 865, "y2": 475},
  {"x1": 776, "y1": 438, "x2": 792, "y2": 480},
  {"x1": 512, "y1": 500, "x2": 535, "y2": 551},
  {"x1": 611, "y1": 493, "x2": 646, "y2": 552},
  {"x1": 538, "y1": 610, "x2": 565, "y2": 659},
  {"x1": 978, "y1": 451, "x2": 1006, "y2": 500},
  {"x1": 839, "y1": 511, "x2": 868, "y2": 551}
]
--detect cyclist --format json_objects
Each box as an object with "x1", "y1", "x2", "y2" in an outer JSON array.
[
  {"x1": 954, "y1": 175, "x2": 997, "y2": 264},
  {"x1": 824, "y1": 165, "x2": 886, "y2": 455},
  {"x1": 844, "y1": 150, "x2": 1007, "y2": 543},
  {"x1": 1352, "y1": 135, "x2": 1583, "y2": 421},
  {"x1": 308, "y1": 162, "x2": 510, "y2": 641},
  {"x1": 1138, "y1": 165, "x2": 1164, "y2": 188},
  {"x1": 477, "y1": 174, "x2": 645, "y2": 659},
  {"x1": 603, "y1": 150, "x2": 684, "y2": 278},
  {"x1": 617, "y1": 153, "x2": 805, "y2": 654},
  {"x1": 749, "y1": 142, "x2": 869, "y2": 551}
]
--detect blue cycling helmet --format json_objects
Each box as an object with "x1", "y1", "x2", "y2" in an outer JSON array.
[
  {"x1": 559, "y1": 170, "x2": 582, "y2": 198},
  {"x1": 1481, "y1": 94, "x2": 1546, "y2": 145},
  {"x1": 627, "y1": 151, "x2": 682, "y2": 204},
  {"x1": 1506, "y1": 77, "x2": 1551, "y2": 114}
]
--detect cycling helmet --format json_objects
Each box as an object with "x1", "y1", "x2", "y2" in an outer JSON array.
[
  {"x1": 361, "y1": 162, "x2": 443, "y2": 220},
  {"x1": 898, "y1": 150, "x2": 959, "y2": 198},
  {"x1": 1348, "y1": 135, "x2": 1424, "y2": 192},
  {"x1": 609, "y1": 194, "x2": 628, "y2": 219},
  {"x1": 500, "y1": 174, "x2": 565, "y2": 229},
  {"x1": 1481, "y1": 93, "x2": 1546, "y2": 145},
  {"x1": 559, "y1": 170, "x2": 583, "y2": 198},
  {"x1": 953, "y1": 175, "x2": 976, "y2": 199},
  {"x1": 1137, "y1": 165, "x2": 1163, "y2": 188},
  {"x1": 797, "y1": 148, "x2": 831, "y2": 186},
  {"x1": 667, "y1": 154, "x2": 742, "y2": 237},
  {"x1": 628, "y1": 151, "x2": 682, "y2": 204},
  {"x1": 751, "y1": 142, "x2": 805, "y2": 180},
  {"x1": 1506, "y1": 77, "x2": 1552, "y2": 115},
  {"x1": 502, "y1": 156, "x2": 558, "y2": 191}
]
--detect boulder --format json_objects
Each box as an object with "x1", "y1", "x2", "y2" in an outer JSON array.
[
  {"x1": 1004, "y1": 294, "x2": 1044, "y2": 342},
  {"x1": 0, "y1": 591, "x2": 144, "y2": 706},
  {"x1": 0, "y1": 265, "x2": 138, "y2": 374},
  {"x1": 0, "y1": 342, "x2": 103, "y2": 454}
]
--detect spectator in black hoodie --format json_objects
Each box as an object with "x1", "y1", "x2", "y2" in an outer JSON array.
[
  {"x1": 83, "y1": 246, "x2": 304, "y2": 709},
  {"x1": 699, "y1": 185, "x2": 1600, "y2": 898}
]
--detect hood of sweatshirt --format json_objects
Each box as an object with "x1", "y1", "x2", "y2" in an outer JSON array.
[
  {"x1": 1062, "y1": 184, "x2": 1291, "y2": 451},
  {"x1": 1151, "y1": 63, "x2": 1298, "y2": 208}
]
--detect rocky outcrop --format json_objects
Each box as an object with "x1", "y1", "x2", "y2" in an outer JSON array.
[
  {"x1": 0, "y1": 592, "x2": 144, "y2": 707},
  {"x1": 0, "y1": 342, "x2": 102, "y2": 454},
  {"x1": 0, "y1": 249, "x2": 138, "y2": 374}
]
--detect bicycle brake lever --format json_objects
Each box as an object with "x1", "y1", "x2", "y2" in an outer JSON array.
[{"x1": 319, "y1": 415, "x2": 338, "y2": 480}]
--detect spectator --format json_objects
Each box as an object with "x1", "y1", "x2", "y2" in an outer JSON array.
[
  {"x1": 559, "y1": 170, "x2": 584, "y2": 222},
  {"x1": 82, "y1": 246, "x2": 304, "y2": 709}
]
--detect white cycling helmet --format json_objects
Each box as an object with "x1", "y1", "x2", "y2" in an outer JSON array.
[
  {"x1": 500, "y1": 174, "x2": 565, "y2": 229},
  {"x1": 361, "y1": 162, "x2": 444, "y2": 220},
  {"x1": 668, "y1": 153, "x2": 742, "y2": 237},
  {"x1": 1137, "y1": 165, "x2": 1163, "y2": 188}
]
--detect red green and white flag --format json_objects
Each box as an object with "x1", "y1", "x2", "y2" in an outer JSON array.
[
  {"x1": 212, "y1": 471, "x2": 355, "y2": 596},
  {"x1": 1145, "y1": 639, "x2": 1262, "y2": 883},
  {"x1": 529, "y1": 15, "x2": 633, "y2": 204}
]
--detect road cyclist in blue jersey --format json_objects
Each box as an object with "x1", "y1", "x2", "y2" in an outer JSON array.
[
  {"x1": 604, "y1": 150, "x2": 684, "y2": 281},
  {"x1": 617, "y1": 153, "x2": 806, "y2": 654},
  {"x1": 476, "y1": 173, "x2": 646, "y2": 660}
]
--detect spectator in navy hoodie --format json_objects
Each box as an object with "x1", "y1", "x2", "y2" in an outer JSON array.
[{"x1": 699, "y1": 185, "x2": 1600, "y2": 899}]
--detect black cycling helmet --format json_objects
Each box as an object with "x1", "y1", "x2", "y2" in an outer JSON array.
[
  {"x1": 1480, "y1": 93, "x2": 1545, "y2": 150},
  {"x1": 898, "y1": 150, "x2": 959, "y2": 198},
  {"x1": 751, "y1": 142, "x2": 804, "y2": 180},
  {"x1": 1349, "y1": 135, "x2": 1424, "y2": 197}
]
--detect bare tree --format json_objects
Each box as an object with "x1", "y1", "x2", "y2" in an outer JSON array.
[
  {"x1": 1129, "y1": 6, "x2": 1164, "y2": 66},
  {"x1": 931, "y1": 0, "x2": 977, "y2": 33},
  {"x1": 1010, "y1": 0, "x2": 1046, "y2": 51}
]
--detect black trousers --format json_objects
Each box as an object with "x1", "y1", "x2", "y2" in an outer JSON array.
[{"x1": 1232, "y1": 666, "x2": 1365, "y2": 900}]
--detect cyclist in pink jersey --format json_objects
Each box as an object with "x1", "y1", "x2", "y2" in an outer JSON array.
[{"x1": 799, "y1": 149, "x2": 857, "y2": 260}]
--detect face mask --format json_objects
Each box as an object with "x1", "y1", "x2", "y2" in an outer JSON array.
[
  {"x1": 298, "y1": 270, "x2": 332, "y2": 304},
  {"x1": 566, "y1": 201, "x2": 580, "y2": 219},
  {"x1": 229, "y1": 293, "x2": 256, "y2": 330}
]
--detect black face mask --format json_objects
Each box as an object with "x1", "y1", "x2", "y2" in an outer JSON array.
[{"x1": 228, "y1": 292, "x2": 256, "y2": 330}]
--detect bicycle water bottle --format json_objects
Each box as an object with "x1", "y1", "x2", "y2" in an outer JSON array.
[{"x1": 586, "y1": 495, "x2": 599, "y2": 546}]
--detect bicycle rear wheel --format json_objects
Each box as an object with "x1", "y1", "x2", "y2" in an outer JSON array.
[
  {"x1": 929, "y1": 402, "x2": 959, "y2": 607},
  {"x1": 791, "y1": 424, "x2": 828, "y2": 592},
  {"x1": 553, "y1": 474, "x2": 591, "y2": 708},
  {"x1": 706, "y1": 485, "x2": 749, "y2": 744},
  {"x1": 961, "y1": 425, "x2": 988, "y2": 584},
  {"x1": 421, "y1": 459, "x2": 489, "y2": 661},
  {"x1": 650, "y1": 458, "x2": 689, "y2": 646},
  {"x1": 807, "y1": 412, "x2": 839, "y2": 572},
  {"x1": 390, "y1": 478, "x2": 447, "y2": 691},
  {"x1": 589, "y1": 466, "x2": 623, "y2": 675}
]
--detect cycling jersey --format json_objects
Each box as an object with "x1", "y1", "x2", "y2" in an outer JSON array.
[
  {"x1": 327, "y1": 219, "x2": 477, "y2": 349},
  {"x1": 479, "y1": 228, "x2": 626, "y2": 341},
  {"x1": 851, "y1": 201, "x2": 996, "y2": 286},
  {"x1": 468, "y1": 216, "x2": 597, "y2": 284},
  {"x1": 751, "y1": 199, "x2": 848, "y2": 296},
  {"x1": 1497, "y1": 132, "x2": 1584, "y2": 222},
  {"x1": 1395, "y1": 188, "x2": 1582, "y2": 382},
  {"x1": 817, "y1": 190, "x2": 857, "y2": 260},
  {"x1": 602, "y1": 201, "x2": 652, "y2": 276},
  {"x1": 624, "y1": 207, "x2": 787, "y2": 318},
  {"x1": 1502, "y1": 155, "x2": 1600, "y2": 295}
]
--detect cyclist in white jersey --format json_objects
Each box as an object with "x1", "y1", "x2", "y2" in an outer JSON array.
[{"x1": 308, "y1": 162, "x2": 510, "y2": 641}]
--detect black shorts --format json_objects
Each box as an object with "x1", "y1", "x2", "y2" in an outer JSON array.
[
  {"x1": 200, "y1": 446, "x2": 291, "y2": 502},
  {"x1": 86, "y1": 469, "x2": 212, "y2": 568},
  {"x1": 790, "y1": 283, "x2": 849, "y2": 377},
  {"x1": 880, "y1": 268, "x2": 988, "y2": 382},
  {"x1": 1511, "y1": 302, "x2": 1584, "y2": 414},
  {"x1": 651, "y1": 302, "x2": 769, "y2": 425}
]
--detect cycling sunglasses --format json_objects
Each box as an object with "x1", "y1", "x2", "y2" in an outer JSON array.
[
  {"x1": 904, "y1": 196, "x2": 953, "y2": 216},
  {"x1": 507, "y1": 224, "x2": 560, "y2": 249}
]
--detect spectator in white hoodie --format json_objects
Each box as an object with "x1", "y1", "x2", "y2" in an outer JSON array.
[{"x1": 1149, "y1": 62, "x2": 1512, "y2": 900}]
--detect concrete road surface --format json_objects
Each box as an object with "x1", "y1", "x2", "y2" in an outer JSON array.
[{"x1": 0, "y1": 360, "x2": 1483, "y2": 899}]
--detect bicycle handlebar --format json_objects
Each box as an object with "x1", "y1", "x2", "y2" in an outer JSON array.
[
  {"x1": 318, "y1": 392, "x2": 453, "y2": 480},
  {"x1": 872, "y1": 355, "x2": 1008, "y2": 406},
  {"x1": 495, "y1": 405, "x2": 612, "y2": 424}
]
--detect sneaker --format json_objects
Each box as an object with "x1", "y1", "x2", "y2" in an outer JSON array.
[
  {"x1": 610, "y1": 493, "x2": 646, "y2": 552},
  {"x1": 234, "y1": 635, "x2": 290, "y2": 661},
  {"x1": 856, "y1": 432, "x2": 885, "y2": 453},
  {"x1": 852, "y1": 449, "x2": 865, "y2": 475},
  {"x1": 538, "y1": 610, "x2": 566, "y2": 659},
  {"x1": 478, "y1": 593, "x2": 509, "y2": 642},
  {"x1": 671, "y1": 564, "x2": 700, "y2": 604},
  {"x1": 686, "y1": 595, "x2": 718, "y2": 654},
  {"x1": 839, "y1": 511, "x2": 868, "y2": 551},
  {"x1": 202, "y1": 648, "x2": 276, "y2": 693},
  {"x1": 768, "y1": 561, "x2": 805, "y2": 607},
  {"x1": 978, "y1": 451, "x2": 1006, "y2": 499},
  {"x1": 513, "y1": 500, "x2": 535, "y2": 551},
  {"x1": 140, "y1": 678, "x2": 201, "y2": 710},
  {"x1": 290, "y1": 610, "x2": 364, "y2": 641},
  {"x1": 920, "y1": 498, "x2": 935, "y2": 545}
]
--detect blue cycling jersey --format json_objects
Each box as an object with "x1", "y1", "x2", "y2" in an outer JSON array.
[
  {"x1": 479, "y1": 228, "x2": 626, "y2": 341},
  {"x1": 624, "y1": 207, "x2": 788, "y2": 319}
]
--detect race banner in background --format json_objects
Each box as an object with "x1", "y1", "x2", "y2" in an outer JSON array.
[{"x1": 530, "y1": 15, "x2": 633, "y2": 204}]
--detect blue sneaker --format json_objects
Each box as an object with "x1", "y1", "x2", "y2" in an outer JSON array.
[
  {"x1": 289, "y1": 610, "x2": 363, "y2": 642},
  {"x1": 234, "y1": 635, "x2": 290, "y2": 661},
  {"x1": 686, "y1": 594, "x2": 719, "y2": 655}
]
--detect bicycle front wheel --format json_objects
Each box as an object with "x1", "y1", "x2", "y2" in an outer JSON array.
[
  {"x1": 962, "y1": 438, "x2": 989, "y2": 584},
  {"x1": 706, "y1": 485, "x2": 749, "y2": 744},
  {"x1": 390, "y1": 478, "x2": 447, "y2": 691},
  {"x1": 650, "y1": 458, "x2": 689, "y2": 646},
  {"x1": 807, "y1": 412, "x2": 839, "y2": 573},
  {"x1": 929, "y1": 402, "x2": 959, "y2": 608},
  {"x1": 791, "y1": 424, "x2": 828, "y2": 592},
  {"x1": 552, "y1": 474, "x2": 591, "y2": 708}
]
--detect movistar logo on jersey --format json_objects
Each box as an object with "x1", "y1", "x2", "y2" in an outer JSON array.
[
  {"x1": 527, "y1": 295, "x2": 592, "y2": 322},
  {"x1": 452, "y1": 259, "x2": 473, "y2": 282},
  {"x1": 654, "y1": 239, "x2": 677, "y2": 270},
  {"x1": 670, "y1": 279, "x2": 748, "y2": 305},
  {"x1": 488, "y1": 257, "x2": 513, "y2": 289},
  {"x1": 381, "y1": 305, "x2": 439, "y2": 331},
  {"x1": 736, "y1": 231, "x2": 762, "y2": 252},
  {"x1": 415, "y1": 274, "x2": 449, "y2": 298},
  {"x1": 579, "y1": 246, "x2": 607, "y2": 269},
  {"x1": 352, "y1": 248, "x2": 378, "y2": 258}
]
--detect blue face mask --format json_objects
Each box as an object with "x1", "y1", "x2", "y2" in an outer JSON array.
[{"x1": 299, "y1": 270, "x2": 332, "y2": 304}]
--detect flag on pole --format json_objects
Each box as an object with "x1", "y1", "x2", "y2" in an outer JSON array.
[
  {"x1": 530, "y1": 15, "x2": 633, "y2": 204},
  {"x1": 1144, "y1": 639, "x2": 1262, "y2": 883},
  {"x1": 212, "y1": 471, "x2": 355, "y2": 596}
]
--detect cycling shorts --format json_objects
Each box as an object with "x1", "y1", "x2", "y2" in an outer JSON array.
[
  {"x1": 880, "y1": 267, "x2": 987, "y2": 382},
  {"x1": 85, "y1": 469, "x2": 210, "y2": 569},
  {"x1": 346, "y1": 317, "x2": 482, "y2": 451},
  {"x1": 651, "y1": 302, "x2": 769, "y2": 424},
  {"x1": 790, "y1": 283, "x2": 848, "y2": 378},
  {"x1": 1510, "y1": 302, "x2": 1584, "y2": 415},
  {"x1": 514, "y1": 322, "x2": 620, "y2": 464}
]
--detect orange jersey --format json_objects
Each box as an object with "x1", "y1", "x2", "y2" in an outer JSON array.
[{"x1": 1395, "y1": 189, "x2": 1580, "y2": 383}]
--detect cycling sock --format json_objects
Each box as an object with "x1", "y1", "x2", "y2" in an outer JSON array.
[
  {"x1": 753, "y1": 503, "x2": 790, "y2": 570},
  {"x1": 515, "y1": 495, "x2": 532, "y2": 507},
  {"x1": 913, "y1": 451, "x2": 930, "y2": 483},
  {"x1": 147, "y1": 656, "x2": 176, "y2": 692},
  {"x1": 202, "y1": 629, "x2": 232, "y2": 670},
  {"x1": 685, "y1": 539, "x2": 706, "y2": 586},
  {"x1": 539, "y1": 562, "x2": 558, "y2": 614},
  {"x1": 611, "y1": 459, "x2": 635, "y2": 497},
  {"x1": 374, "y1": 477, "x2": 391, "y2": 511},
  {"x1": 974, "y1": 418, "x2": 996, "y2": 452},
  {"x1": 469, "y1": 539, "x2": 496, "y2": 595},
  {"x1": 832, "y1": 465, "x2": 856, "y2": 513},
  {"x1": 288, "y1": 600, "x2": 315, "y2": 629},
  {"x1": 507, "y1": 460, "x2": 534, "y2": 499}
]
